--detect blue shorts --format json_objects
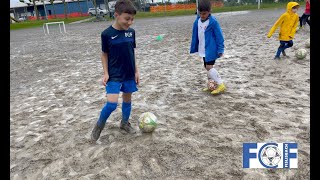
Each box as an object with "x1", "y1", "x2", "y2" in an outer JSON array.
[{"x1": 106, "y1": 80, "x2": 138, "y2": 94}]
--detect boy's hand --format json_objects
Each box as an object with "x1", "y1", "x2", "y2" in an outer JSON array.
[
  {"x1": 102, "y1": 74, "x2": 109, "y2": 86},
  {"x1": 267, "y1": 35, "x2": 271, "y2": 38},
  {"x1": 135, "y1": 72, "x2": 140, "y2": 86}
]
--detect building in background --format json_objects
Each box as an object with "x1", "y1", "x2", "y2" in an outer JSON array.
[{"x1": 10, "y1": 0, "x2": 95, "y2": 22}]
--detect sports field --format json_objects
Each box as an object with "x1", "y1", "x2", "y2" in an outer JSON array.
[{"x1": 10, "y1": 8, "x2": 310, "y2": 179}]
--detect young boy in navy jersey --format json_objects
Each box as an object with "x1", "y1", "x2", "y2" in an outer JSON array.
[{"x1": 91, "y1": 0, "x2": 140, "y2": 142}]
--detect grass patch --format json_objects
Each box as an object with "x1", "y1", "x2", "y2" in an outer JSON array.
[
  {"x1": 11, "y1": 2, "x2": 303, "y2": 30},
  {"x1": 10, "y1": 16, "x2": 92, "y2": 30}
]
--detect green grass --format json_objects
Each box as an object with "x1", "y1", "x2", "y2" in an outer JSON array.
[
  {"x1": 11, "y1": 2, "x2": 304, "y2": 30},
  {"x1": 10, "y1": 16, "x2": 92, "y2": 30}
]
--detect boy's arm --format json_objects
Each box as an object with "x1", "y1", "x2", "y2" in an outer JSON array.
[
  {"x1": 133, "y1": 30, "x2": 140, "y2": 86},
  {"x1": 213, "y1": 21, "x2": 224, "y2": 55},
  {"x1": 267, "y1": 14, "x2": 284, "y2": 38},
  {"x1": 135, "y1": 53, "x2": 140, "y2": 86},
  {"x1": 101, "y1": 32, "x2": 109, "y2": 86},
  {"x1": 190, "y1": 20, "x2": 199, "y2": 54},
  {"x1": 289, "y1": 16, "x2": 299, "y2": 38},
  {"x1": 101, "y1": 52, "x2": 109, "y2": 86}
]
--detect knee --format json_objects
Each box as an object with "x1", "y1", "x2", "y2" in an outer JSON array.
[
  {"x1": 279, "y1": 43, "x2": 285, "y2": 48},
  {"x1": 205, "y1": 65, "x2": 213, "y2": 71},
  {"x1": 105, "y1": 102, "x2": 118, "y2": 112},
  {"x1": 287, "y1": 42, "x2": 293, "y2": 47}
]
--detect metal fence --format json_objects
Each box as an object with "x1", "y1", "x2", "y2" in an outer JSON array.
[{"x1": 133, "y1": 0, "x2": 304, "y2": 13}]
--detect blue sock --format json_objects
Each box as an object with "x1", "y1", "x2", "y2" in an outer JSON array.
[
  {"x1": 122, "y1": 101, "x2": 132, "y2": 123},
  {"x1": 97, "y1": 102, "x2": 117, "y2": 127}
]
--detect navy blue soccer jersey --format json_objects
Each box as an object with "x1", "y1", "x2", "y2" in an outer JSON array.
[{"x1": 101, "y1": 25, "x2": 136, "y2": 82}]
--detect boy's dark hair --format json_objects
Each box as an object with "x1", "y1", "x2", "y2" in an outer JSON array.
[
  {"x1": 115, "y1": 0, "x2": 137, "y2": 15},
  {"x1": 198, "y1": 0, "x2": 211, "y2": 12}
]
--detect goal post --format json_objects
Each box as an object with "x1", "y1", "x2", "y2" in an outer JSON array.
[{"x1": 43, "y1": 21, "x2": 66, "y2": 35}]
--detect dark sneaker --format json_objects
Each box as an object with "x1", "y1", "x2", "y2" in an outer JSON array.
[
  {"x1": 91, "y1": 123, "x2": 105, "y2": 142},
  {"x1": 282, "y1": 50, "x2": 286, "y2": 56},
  {"x1": 120, "y1": 121, "x2": 136, "y2": 134},
  {"x1": 274, "y1": 56, "x2": 280, "y2": 60}
]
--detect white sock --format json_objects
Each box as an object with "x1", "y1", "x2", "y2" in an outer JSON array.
[{"x1": 208, "y1": 68, "x2": 223, "y2": 85}]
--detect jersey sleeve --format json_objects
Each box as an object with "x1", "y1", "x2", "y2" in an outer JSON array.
[{"x1": 101, "y1": 32, "x2": 109, "y2": 53}]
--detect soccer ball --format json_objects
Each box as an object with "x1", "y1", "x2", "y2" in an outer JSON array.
[
  {"x1": 138, "y1": 112, "x2": 158, "y2": 133},
  {"x1": 295, "y1": 48, "x2": 307, "y2": 59},
  {"x1": 305, "y1": 39, "x2": 310, "y2": 48},
  {"x1": 207, "y1": 79, "x2": 218, "y2": 91},
  {"x1": 260, "y1": 145, "x2": 282, "y2": 167}
]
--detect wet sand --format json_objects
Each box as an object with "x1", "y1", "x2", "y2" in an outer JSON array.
[{"x1": 10, "y1": 8, "x2": 310, "y2": 179}]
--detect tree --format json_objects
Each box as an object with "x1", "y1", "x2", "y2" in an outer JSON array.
[
  {"x1": 31, "y1": 0, "x2": 40, "y2": 20},
  {"x1": 41, "y1": 0, "x2": 48, "y2": 20},
  {"x1": 10, "y1": 16, "x2": 20, "y2": 23},
  {"x1": 73, "y1": 0, "x2": 83, "y2": 16},
  {"x1": 93, "y1": 0, "x2": 98, "y2": 17},
  {"x1": 49, "y1": 0, "x2": 57, "y2": 19},
  {"x1": 20, "y1": 0, "x2": 40, "y2": 20},
  {"x1": 86, "y1": 0, "x2": 89, "y2": 10},
  {"x1": 104, "y1": 0, "x2": 110, "y2": 18},
  {"x1": 62, "y1": 0, "x2": 68, "y2": 19}
]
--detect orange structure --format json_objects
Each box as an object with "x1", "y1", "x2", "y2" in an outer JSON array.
[
  {"x1": 27, "y1": 12, "x2": 89, "y2": 20},
  {"x1": 150, "y1": 1, "x2": 224, "y2": 12}
]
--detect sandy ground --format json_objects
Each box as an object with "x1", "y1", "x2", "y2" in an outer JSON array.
[{"x1": 10, "y1": 7, "x2": 310, "y2": 180}]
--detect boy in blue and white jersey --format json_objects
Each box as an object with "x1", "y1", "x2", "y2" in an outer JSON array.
[
  {"x1": 91, "y1": 0, "x2": 140, "y2": 142},
  {"x1": 190, "y1": 0, "x2": 226, "y2": 95}
]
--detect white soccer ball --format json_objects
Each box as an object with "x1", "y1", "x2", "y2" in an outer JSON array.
[
  {"x1": 260, "y1": 146, "x2": 282, "y2": 167},
  {"x1": 305, "y1": 39, "x2": 310, "y2": 48},
  {"x1": 138, "y1": 112, "x2": 158, "y2": 133},
  {"x1": 295, "y1": 48, "x2": 307, "y2": 59}
]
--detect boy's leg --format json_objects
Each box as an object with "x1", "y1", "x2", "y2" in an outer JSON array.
[
  {"x1": 91, "y1": 95, "x2": 119, "y2": 141},
  {"x1": 299, "y1": 16, "x2": 302, "y2": 27},
  {"x1": 208, "y1": 66, "x2": 226, "y2": 95},
  {"x1": 97, "y1": 95, "x2": 119, "y2": 127},
  {"x1": 282, "y1": 40, "x2": 293, "y2": 54},
  {"x1": 276, "y1": 40, "x2": 292, "y2": 58},
  {"x1": 300, "y1": 14, "x2": 307, "y2": 27},
  {"x1": 208, "y1": 66, "x2": 222, "y2": 85},
  {"x1": 306, "y1": 15, "x2": 310, "y2": 26},
  {"x1": 302, "y1": 14, "x2": 307, "y2": 26},
  {"x1": 91, "y1": 82, "x2": 120, "y2": 141},
  {"x1": 202, "y1": 58, "x2": 213, "y2": 91},
  {"x1": 122, "y1": 93, "x2": 132, "y2": 124},
  {"x1": 275, "y1": 41, "x2": 286, "y2": 58},
  {"x1": 119, "y1": 80, "x2": 138, "y2": 133},
  {"x1": 299, "y1": 15, "x2": 303, "y2": 27}
]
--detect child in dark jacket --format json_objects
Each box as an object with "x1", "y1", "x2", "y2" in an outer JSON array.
[{"x1": 299, "y1": 0, "x2": 310, "y2": 28}]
